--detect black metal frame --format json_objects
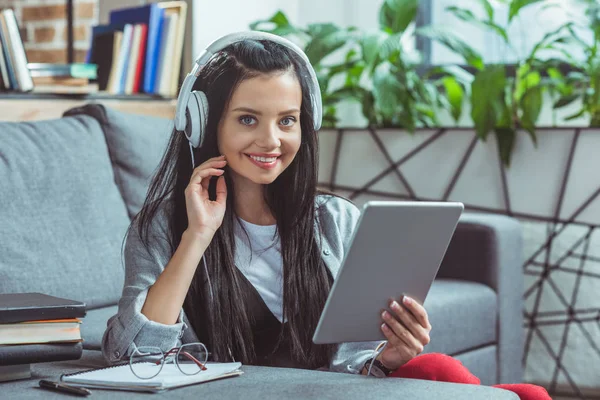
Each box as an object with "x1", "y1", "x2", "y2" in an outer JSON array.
[
  {"x1": 319, "y1": 127, "x2": 600, "y2": 399},
  {"x1": 66, "y1": 0, "x2": 74, "y2": 63},
  {"x1": 415, "y1": 0, "x2": 432, "y2": 66}
]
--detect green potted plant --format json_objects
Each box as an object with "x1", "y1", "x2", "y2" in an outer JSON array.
[
  {"x1": 355, "y1": 0, "x2": 466, "y2": 131},
  {"x1": 250, "y1": 0, "x2": 464, "y2": 131},
  {"x1": 417, "y1": 0, "x2": 549, "y2": 165},
  {"x1": 546, "y1": 0, "x2": 600, "y2": 126}
]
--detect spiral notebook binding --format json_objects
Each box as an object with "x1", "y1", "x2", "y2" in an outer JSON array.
[{"x1": 59, "y1": 361, "x2": 131, "y2": 380}]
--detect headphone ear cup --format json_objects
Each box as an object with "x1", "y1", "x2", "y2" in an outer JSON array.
[{"x1": 185, "y1": 91, "x2": 209, "y2": 148}]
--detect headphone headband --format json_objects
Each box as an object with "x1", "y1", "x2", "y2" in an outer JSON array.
[{"x1": 174, "y1": 31, "x2": 322, "y2": 135}]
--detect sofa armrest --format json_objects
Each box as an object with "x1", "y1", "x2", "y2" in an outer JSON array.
[{"x1": 437, "y1": 212, "x2": 525, "y2": 384}]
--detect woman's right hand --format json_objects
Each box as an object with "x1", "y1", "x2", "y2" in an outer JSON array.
[{"x1": 184, "y1": 155, "x2": 228, "y2": 240}]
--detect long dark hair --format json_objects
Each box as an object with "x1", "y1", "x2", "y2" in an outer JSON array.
[{"x1": 133, "y1": 39, "x2": 336, "y2": 368}]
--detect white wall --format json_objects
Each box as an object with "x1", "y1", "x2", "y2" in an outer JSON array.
[
  {"x1": 191, "y1": 0, "x2": 298, "y2": 59},
  {"x1": 191, "y1": 0, "x2": 387, "y2": 56}
]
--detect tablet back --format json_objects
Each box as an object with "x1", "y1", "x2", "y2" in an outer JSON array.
[{"x1": 312, "y1": 201, "x2": 463, "y2": 344}]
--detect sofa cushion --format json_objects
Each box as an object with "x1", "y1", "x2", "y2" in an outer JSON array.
[
  {"x1": 80, "y1": 305, "x2": 118, "y2": 350},
  {"x1": 0, "y1": 115, "x2": 130, "y2": 309},
  {"x1": 64, "y1": 103, "x2": 172, "y2": 219},
  {"x1": 423, "y1": 279, "x2": 497, "y2": 355}
]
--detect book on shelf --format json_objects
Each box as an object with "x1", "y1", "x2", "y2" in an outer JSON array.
[
  {"x1": 31, "y1": 83, "x2": 99, "y2": 95},
  {"x1": 31, "y1": 76, "x2": 89, "y2": 86},
  {"x1": 27, "y1": 63, "x2": 97, "y2": 79},
  {"x1": 88, "y1": 1, "x2": 187, "y2": 97},
  {"x1": 27, "y1": 63, "x2": 99, "y2": 94},
  {"x1": 0, "y1": 8, "x2": 33, "y2": 92}
]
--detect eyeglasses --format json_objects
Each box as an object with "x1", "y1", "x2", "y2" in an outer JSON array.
[{"x1": 129, "y1": 342, "x2": 209, "y2": 379}]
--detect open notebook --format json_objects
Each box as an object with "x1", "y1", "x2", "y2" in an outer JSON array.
[{"x1": 60, "y1": 362, "x2": 243, "y2": 392}]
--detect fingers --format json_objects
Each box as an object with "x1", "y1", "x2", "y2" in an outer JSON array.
[
  {"x1": 191, "y1": 160, "x2": 227, "y2": 178},
  {"x1": 380, "y1": 322, "x2": 414, "y2": 360},
  {"x1": 381, "y1": 310, "x2": 424, "y2": 355},
  {"x1": 215, "y1": 175, "x2": 227, "y2": 204},
  {"x1": 194, "y1": 155, "x2": 226, "y2": 170},
  {"x1": 189, "y1": 168, "x2": 225, "y2": 187},
  {"x1": 388, "y1": 300, "x2": 431, "y2": 346},
  {"x1": 189, "y1": 156, "x2": 227, "y2": 188},
  {"x1": 402, "y1": 296, "x2": 432, "y2": 332},
  {"x1": 200, "y1": 175, "x2": 211, "y2": 192}
]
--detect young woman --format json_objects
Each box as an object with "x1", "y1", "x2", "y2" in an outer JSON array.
[{"x1": 101, "y1": 35, "x2": 550, "y2": 400}]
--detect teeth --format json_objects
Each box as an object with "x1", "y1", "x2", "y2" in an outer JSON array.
[{"x1": 250, "y1": 155, "x2": 277, "y2": 163}]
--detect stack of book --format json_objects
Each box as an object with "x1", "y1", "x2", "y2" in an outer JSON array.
[
  {"x1": 87, "y1": 1, "x2": 187, "y2": 98},
  {"x1": 0, "y1": 8, "x2": 33, "y2": 92},
  {"x1": 0, "y1": 293, "x2": 86, "y2": 382},
  {"x1": 28, "y1": 63, "x2": 98, "y2": 94}
]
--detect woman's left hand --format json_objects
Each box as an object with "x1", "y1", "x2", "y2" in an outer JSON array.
[{"x1": 378, "y1": 296, "x2": 432, "y2": 371}]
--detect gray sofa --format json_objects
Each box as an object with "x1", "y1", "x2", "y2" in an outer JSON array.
[{"x1": 0, "y1": 103, "x2": 524, "y2": 398}]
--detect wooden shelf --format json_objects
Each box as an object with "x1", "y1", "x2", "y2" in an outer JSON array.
[
  {"x1": 0, "y1": 92, "x2": 177, "y2": 121},
  {"x1": 0, "y1": 91, "x2": 175, "y2": 101}
]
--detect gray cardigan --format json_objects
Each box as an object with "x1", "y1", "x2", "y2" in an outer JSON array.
[{"x1": 101, "y1": 194, "x2": 383, "y2": 373}]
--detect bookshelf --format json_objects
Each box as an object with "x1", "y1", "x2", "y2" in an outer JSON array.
[
  {"x1": 0, "y1": 1, "x2": 188, "y2": 121},
  {"x1": 0, "y1": 93, "x2": 176, "y2": 121}
]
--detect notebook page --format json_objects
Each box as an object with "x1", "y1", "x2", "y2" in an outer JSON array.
[{"x1": 62, "y1": 362, "x2": 242, "y2": 389}]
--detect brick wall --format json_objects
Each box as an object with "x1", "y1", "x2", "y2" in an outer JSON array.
[{"x1": 0, "y1": 0, "x2": 98, "y2": 63}]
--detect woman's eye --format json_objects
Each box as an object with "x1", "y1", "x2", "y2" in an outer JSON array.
[
  {"x1": 280, "y1": 117, "x2": 296, "y2": 127},
  {"x1": 239, "y1": 116, "x2": 256, "y2": 126}
]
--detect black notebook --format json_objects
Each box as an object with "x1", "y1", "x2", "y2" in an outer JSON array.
[{"x1": 0, "y1": 293, "x2": 86, "y2": 324}]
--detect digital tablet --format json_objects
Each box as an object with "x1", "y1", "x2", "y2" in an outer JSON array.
[{"x1": 312, "y1": 200, "x2": 464, "y2": 344}]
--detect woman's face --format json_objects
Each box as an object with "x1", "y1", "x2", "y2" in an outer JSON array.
[{"x1": 217, "y1": 69, "x2": 302, "y2": 186}]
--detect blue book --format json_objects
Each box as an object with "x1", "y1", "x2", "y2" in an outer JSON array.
[{"x1": 109, "y1": 4, "x2": 164, "y2": 94}]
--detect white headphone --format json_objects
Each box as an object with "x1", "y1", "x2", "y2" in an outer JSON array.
[{"x1": 174, "y1": 31, "x2": 323, "y2": 167}]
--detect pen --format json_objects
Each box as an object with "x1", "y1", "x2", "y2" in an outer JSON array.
[{"x1": 39, "y1": 379, "x2": 92, "y2": 396}]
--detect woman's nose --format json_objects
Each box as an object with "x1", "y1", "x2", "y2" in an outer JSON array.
[{"x1": 256, "y1": 123, "x2": 281, "y2": 148}]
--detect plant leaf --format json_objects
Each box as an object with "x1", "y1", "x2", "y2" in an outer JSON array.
[
  {"x1": 249, "y1": 11, "x2": 302, "y2": 37},
  {"x1": 446, "y1": 6, "x2": 509, "y2": 43},
  {"x1": 372, "y1": 64, "x2": 402, "y2": 121},
  {"x1": 553, "y1": 94, "x2": 580, "y2": 109},
  {"x1": 476, "y1": 0, "x2": 494, "y2": 20},
  {"x1": 416, "y1": 26, "x2": 484, "y2": 70},
  {"x1": 379, "y1": 32, "x2": 405, "y2": 61},
  {"x1": 564, "y1": 109, "x2": 586, "y2": 121},
  {"x1": 520, "y1": 86, "x2": 543, "y2": 145},
  {"x1": 426, "y1": 65, "x2": 475, "y2": 86},
  {"x1": 471, "y1": 66, "x2": 506, "y2": 140},
  {"x1": 527, "y1": 21, "x2": 574, "y2": 60},
  {"x1": 379, "y1": 0, "x2": 420, "y2": 34},
  {"x1": 304, "y1": 23, "x2": 349, "y2": 65},
  {"x1": 442, "y1": 76, "x2": 464, "y2": 122},
  {"x1": 360, "y1": 32, "x2": 390, "y2": 75},
  {"x1": 546, "y1": 66, "x2": 563, "y2": 80},
  {"x1": 494, "y1": 127, "x2": 516, "y2": 166},
  {"x1": 515, "y1": 70, "x2": 541, "y2": 101},
  {"x1": 509, "y1": 0, "x2": 544, "y2": 23},
  {"x1": 344, "y1": 63, "x2": 365, "y2": 88}
]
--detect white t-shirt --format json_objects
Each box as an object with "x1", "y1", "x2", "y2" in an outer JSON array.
[{"x1": 233, "y1": 217, "x2": 285, "y2": 322}]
